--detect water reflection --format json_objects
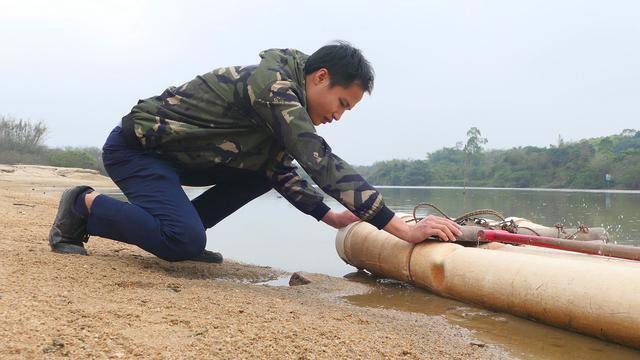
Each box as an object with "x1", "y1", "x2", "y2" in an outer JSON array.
[{"x1": 345, "y1": 272, "x2": 640, "y2": 360}]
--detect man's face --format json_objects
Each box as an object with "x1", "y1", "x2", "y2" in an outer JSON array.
[{"x1": 305, "y1": 69, "x2": 365, "y2": 126}]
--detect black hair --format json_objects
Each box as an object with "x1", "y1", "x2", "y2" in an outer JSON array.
[{"x1": 304, "y1": 41, "x2": 374, "y2": 94}]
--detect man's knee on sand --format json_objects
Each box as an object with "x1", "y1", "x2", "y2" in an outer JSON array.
[{"x1": 157, "y1": 221, "x2": 207, "y2": 262}]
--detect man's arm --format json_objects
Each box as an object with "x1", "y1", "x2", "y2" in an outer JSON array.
[
  {"x1": 253, "y1": 81, "x2": 461, "y2": 241},
  {"x1": 265, "y1": 150, "x2": 330, "y2": 221},
  {"x1": 251, "y1": 81, "x2": 393, "y2": 229},
  {"x1": 265, "y1": 149, "x2": 361, "y2": 229},
  {"x1": 266, "y1": 149, "x2": 461, "y2": 238}
]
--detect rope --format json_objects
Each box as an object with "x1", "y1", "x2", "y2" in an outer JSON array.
[
  {"x1": 516, "y1": 226, "x2": 541, "y2": 236},
  {"x1": 566, "y1": 223, "x2": 590, "y2": 239},
  {"x1": 412, "y1": 203, "x2": 453, "y2": 223},
  {"x1": 412, "y1": 203, "x2": 506, "y2": 225},
  {"x1": 410, "y1": 203, "x2": 537, "y2": 237},
  {"x1": 410, "y1": 203, "x2": 591, "y2": 239},
  {"x1": 454, "y1": 209, "x2": 506, "y2": 224},
  {"x1": 554, "y1": 223, "x2": 565, "y2": 238}
]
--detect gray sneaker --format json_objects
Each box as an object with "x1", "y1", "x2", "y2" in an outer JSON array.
[{"x1": 49, "y1": 185, "x2": 94, "y2": 255}]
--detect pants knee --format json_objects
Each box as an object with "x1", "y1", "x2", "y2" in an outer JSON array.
[{"x1": 158, "y1": 225, "x2": 206, "y2": 262}]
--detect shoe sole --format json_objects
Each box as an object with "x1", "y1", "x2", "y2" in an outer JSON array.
[{"x1": 50, "y1": 241, "x2": 88, "y2": 255}]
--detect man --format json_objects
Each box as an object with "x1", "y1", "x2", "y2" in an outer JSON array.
[{"x1": 49, "y1": 41, "x2": 461, "y2": 263}]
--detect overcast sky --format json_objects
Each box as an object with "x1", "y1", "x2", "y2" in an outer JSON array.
[{"x1": 2, "y1": 1, "x2": 639, "y2": 165}]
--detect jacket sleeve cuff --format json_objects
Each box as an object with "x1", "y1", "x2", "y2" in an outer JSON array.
[
  {"x1": 366, "y1": 205, "x2": 395, "y2": 230},
  {"x1": 310, "y1": 202, "x2": 331, "y2": 221}
]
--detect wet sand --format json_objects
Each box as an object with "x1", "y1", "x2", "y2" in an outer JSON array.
[{"x1": 0, "y1": 165, "x2": 513, "y2": 359}]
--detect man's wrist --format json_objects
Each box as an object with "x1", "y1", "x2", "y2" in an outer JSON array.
[
  {"x1": 321, "y1": 210, "x2": 336, "y2": 226},
  {"x1": 383, "y1": 215, "x2": 412, "y2": 241},
  {"x1": 366, "y1": 205, "x2": 395, "y2": 230},
  {"x1": 311, "y1": 202, "x2": 331, "y2": 221}
]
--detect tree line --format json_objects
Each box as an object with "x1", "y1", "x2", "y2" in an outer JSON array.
[
  {"x1": 2, "y1": 116, "x2": 639, "y2": 190},
  {"x1": 0, "y1": 115, "x2": 106, "y2": 174},
  {"x1": 356, "y1": 128, "x2": 640, "y2": 190}
]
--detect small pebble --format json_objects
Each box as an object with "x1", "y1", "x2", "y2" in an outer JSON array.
[{"x1": 289, "y1": 272, "x2": 311, "y2": 286}]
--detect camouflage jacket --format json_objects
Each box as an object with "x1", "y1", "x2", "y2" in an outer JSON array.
[{"x1": 121, "y1": 48, "x2": 394, "y2": 229}]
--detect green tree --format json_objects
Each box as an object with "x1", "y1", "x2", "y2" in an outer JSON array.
[
  {"x1": 463, "y1": 127, "x2": 488, "y2": 189},
  {"x1": 464, "y1": 127, "x2": 488, "y2": 155}
]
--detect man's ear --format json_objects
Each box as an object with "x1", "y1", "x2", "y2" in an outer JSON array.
[{"x1": 315, "y1": 68, "x2": 330, "y2": 85}]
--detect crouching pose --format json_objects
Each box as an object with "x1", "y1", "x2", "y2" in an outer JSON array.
[{"x1": 49, "y1": 41, "x2": 461, "y2": 263}]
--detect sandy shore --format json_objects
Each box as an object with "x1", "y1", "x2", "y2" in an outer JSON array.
[{"x1": 0, "y1": 164, "x2": 515, "y2": 359}]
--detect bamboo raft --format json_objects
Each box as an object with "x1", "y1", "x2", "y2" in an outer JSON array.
[{"x1": 335, "y1": 214, "x2": 640, "y2": 349}]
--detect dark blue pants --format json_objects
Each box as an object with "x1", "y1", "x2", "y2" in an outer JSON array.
[{"x1": 86, "y1": 126, "x2": 272, "y2": 261}]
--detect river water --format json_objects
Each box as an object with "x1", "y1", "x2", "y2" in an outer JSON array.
[
  {"x1": 132, "y1": 186, "x2": 640, "y2": 359},
  {"x1": 197, "y1": 186, "x2": 640, "y2": 276}
]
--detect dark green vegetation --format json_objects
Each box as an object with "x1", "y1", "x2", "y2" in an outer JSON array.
[
  {"x1": 0, "y1": 116, "x2": 105, "y2": 174},
  {"x1": 356, "y1": 128, "x2": 640, "y2": 190},
  {"x1": 3, "y1": 117, "x2": 639, "y2": 190}
]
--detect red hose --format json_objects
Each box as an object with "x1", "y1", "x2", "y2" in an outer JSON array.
[{"x1": 477, "y1": 230, "x2": 640, "y2": 261}]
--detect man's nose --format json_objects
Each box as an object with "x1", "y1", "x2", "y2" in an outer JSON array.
[{"x1": 333, "y1": 110, "x2": 344, "y2": 121}]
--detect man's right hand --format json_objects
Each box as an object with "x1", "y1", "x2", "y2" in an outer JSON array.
[
  {"x1": 384, "y1": 214, "x2": 462, "y2": 244},
  {"x1": 322, "y1": 209, "x2": 360, "y2": 229}
]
